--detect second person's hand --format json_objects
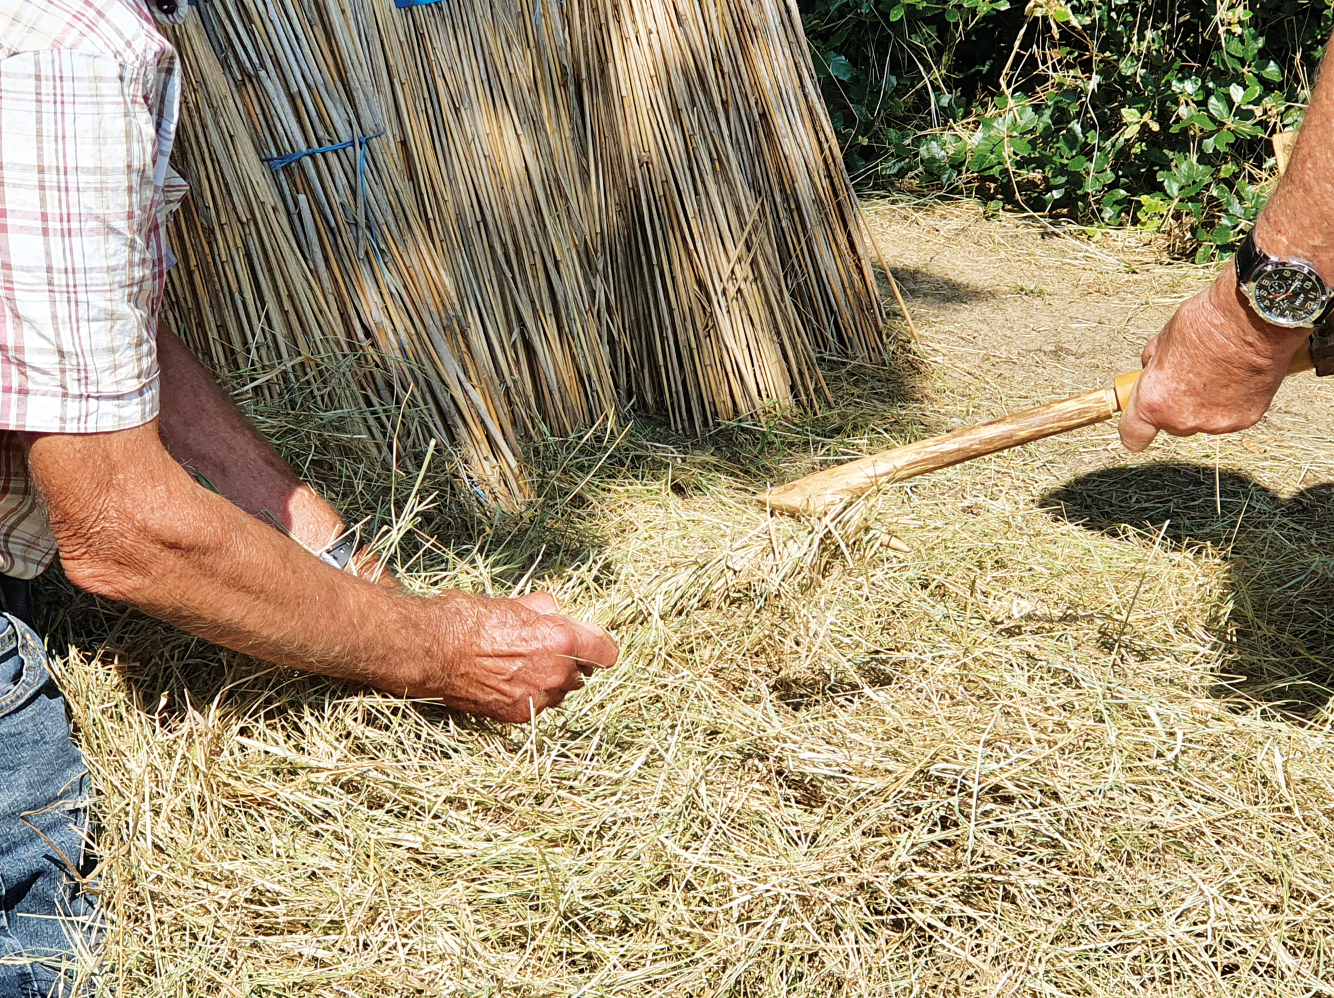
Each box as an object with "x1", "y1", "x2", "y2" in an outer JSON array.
[{"x1": 1119, "y1": 265, "x2": 1309, "y2": 452}]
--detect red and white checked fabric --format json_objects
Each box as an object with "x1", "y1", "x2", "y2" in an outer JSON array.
[{"x1": 0, "y1": 0, "x2": 188, "y2": 578}]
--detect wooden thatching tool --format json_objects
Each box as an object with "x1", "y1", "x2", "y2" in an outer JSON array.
[{"x1": 761, "y1": 345, "x2": 1318, "y2": 517}]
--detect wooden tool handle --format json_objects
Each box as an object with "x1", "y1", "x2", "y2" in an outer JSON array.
[{"x1": 762, "y1": 345, "x2": 1317, "y2": 517}]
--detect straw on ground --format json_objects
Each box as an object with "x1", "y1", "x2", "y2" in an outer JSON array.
[{"x1": 51, "y1": 202, "x2": 1334, "y2": 996}]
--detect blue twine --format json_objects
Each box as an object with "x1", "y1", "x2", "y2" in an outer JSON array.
[
  {"x1": 263, "y1": 131, "x2": 385, "y2": 253},
  {"x1": 260, "y1": 130, "x2": 384, "y2": 171}
]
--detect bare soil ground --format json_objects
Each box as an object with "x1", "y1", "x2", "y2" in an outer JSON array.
[{"x1": 53, "y1": 201, "x2": 1334, "y2": 996}]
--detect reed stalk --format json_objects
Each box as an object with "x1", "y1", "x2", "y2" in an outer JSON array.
[{"x1": 163, "y1": 0, "x2": 887, "y2": 508}]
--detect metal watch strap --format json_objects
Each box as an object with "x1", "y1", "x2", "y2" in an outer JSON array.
[
  {"x1": 1311, "y1": 328, "x2": 1334, "y2": 377},
  {"x1": 319, "y1": 534, "x2": 357, "y2": 571}
]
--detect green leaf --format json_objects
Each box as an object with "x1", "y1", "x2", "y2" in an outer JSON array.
[
  {"x1": 801, "y1": 0, "x2": 1324, "y2": 241},
  {"x1": 918, "y1": 138, "x2": 948, "y2": 163},
  {"x1": 1139, "y1": 194, "x2": 1169, "y2": 216},
  {"x1": 969, "y1": 145, "x2": 1001, "y2": 173},
  {"x1": 827, "y1": 53, "x2": 853, "y2": 81}
]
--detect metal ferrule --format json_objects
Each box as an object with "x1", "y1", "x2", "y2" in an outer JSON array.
[{"x1": 319, "y1": 534, "x2": 358, "y2": 571}]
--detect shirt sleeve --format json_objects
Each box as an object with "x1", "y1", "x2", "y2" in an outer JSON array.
[{"x1": 0, "y1": 47, "x2": 163, "y2": 435}]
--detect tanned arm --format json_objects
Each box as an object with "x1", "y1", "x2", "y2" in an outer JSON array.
[
  {"x1": 156, "y1": 325, "x2": 387, "y2": 580},
  {"x1": 1120, "y1": 30, "x2": 1334, "y2": 451},
  {"x1": 23, "y1": 420, "x2": 619, "y2": 723}
]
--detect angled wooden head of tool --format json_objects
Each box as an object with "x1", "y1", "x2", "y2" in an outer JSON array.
[{"x1": 761, "y1": 346, "x2": 1317, "y2": 518}]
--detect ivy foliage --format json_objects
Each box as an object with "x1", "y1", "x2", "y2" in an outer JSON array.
[{"x1": 802, "y1": 0, "x2": 1332, "y2": 258}]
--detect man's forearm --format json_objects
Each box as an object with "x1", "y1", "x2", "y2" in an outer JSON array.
[
  {"x1": 156, "y1": 326, "x2": 344, "y2": 550},
  {"x1": 156, "y1": 325, "x2": 389, "y2": 581},
  {"x1": 28, "y1": 421, "x2": 432, "y2": 689},
  {"x1": 1253, "y1": 41, "x2": 1334, "y2": 273},
  {"x1": 24, "y1": 418, "x2": 620, "y2": 720}
]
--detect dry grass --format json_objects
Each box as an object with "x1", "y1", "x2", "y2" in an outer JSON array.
[{"x1": 51, "y1": 202, "x2": 1334, "y2": 996}]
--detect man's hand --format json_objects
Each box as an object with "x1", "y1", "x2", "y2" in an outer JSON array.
[
  {"x1": 1121, "y1": 24, "x2": 1334, "y2": 451},
  {"x1": 1119, "y1": 267, "x2": 1309, "y2": 451},
  {"x1": 24, "y1": 421, "x2": 619, "y2": 722},
  {"x1": 410, "y1": 591, "x2": 619, "y2": 721}
]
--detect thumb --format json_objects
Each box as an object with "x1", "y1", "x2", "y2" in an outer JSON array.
[
  {"x1": 1140, "y1": 332, "x2": 1160, "y2": 369},
  {"x1": 555, "y1": 615, "x2": 620, "y2": 672},
  {"x1": 1118, "y1": 377, "x2": 1159, "y2": 453}
]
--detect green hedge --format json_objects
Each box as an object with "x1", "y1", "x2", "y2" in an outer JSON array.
[{"x1": 802, "y1": 0, "x2": 1331, "y2": 258}]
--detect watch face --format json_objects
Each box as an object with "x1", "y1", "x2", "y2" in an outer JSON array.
[{"x1": 1250, "y1": 264, "x2": 1328, "y2": 325}]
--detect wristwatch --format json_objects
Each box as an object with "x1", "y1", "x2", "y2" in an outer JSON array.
[{"x1": 1235, "y1": 229, "x2": 1334, "y2": 329}]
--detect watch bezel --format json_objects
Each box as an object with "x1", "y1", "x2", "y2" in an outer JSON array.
[{"x1": 1242, "y1": 258, "x2": 1333, "y2": 328}]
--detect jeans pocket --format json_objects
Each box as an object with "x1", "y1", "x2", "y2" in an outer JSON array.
[{"x1": 0, "y1": 613, "x2": 51, "y2": 721}]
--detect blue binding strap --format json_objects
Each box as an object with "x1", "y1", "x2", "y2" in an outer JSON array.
[
  {"x1": 260, "y1": 131, "x2": 384, "y2": 171},
  {"x1": 261, "y1": 132, "x2": 386, "y2": 253}
]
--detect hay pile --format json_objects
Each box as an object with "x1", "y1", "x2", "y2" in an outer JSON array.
[
  {"x1": 62, "y1": 378, "x2": 1334, "y2": 996},
  {"x1": 161, "y1": 0, "x2": 885, "y2": 509},
  {"x1": 55, "y1": 202, "x2": 1334, "y2": 996}
]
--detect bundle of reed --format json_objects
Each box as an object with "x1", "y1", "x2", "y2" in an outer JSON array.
[
  {"x1": 162, "y1": 0, "x2": 887, "y2": 508},
  {"x1": 582, "y1": 0, "x2": 887, "y2": 429}
]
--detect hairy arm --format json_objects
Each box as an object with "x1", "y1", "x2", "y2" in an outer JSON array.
[
  {"x1": 155, "y1": 326, "x2": 386, "y2": 579},
  {"x1": 0, "y1": 43, "x2": 616, "y2": 721},
  {"x1": 22, "y1": 421, "x2": 619, "y2": 722},
  {"x1": 1120, "y1": 30, "x2": 1334, "y2": 450}
]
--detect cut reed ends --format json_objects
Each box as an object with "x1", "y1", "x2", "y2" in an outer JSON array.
[{"x1": 162, "y1": 0, "x2": 888, "y2": 508}]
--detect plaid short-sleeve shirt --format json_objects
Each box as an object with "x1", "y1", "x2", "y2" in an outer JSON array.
[{"x1": 0, "y1": 0, "x2": 188, "y2": 579}]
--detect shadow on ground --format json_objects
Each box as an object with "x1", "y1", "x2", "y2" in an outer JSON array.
[
  {"x1": 1043, "y1": 462, "x2": 1334, "y2": 720},
  {"x1": 882, "y1": 266, "x2": 993, "y2": 306}
]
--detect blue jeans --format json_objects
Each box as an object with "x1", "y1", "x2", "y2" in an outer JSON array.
[{"x1": 0, "y1": 613, "x2": 99, "y2": 994}]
